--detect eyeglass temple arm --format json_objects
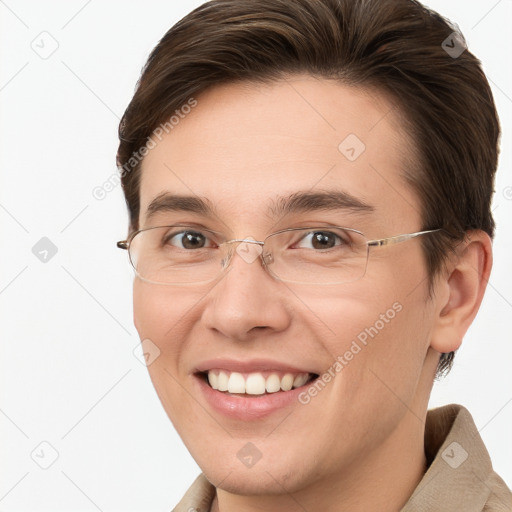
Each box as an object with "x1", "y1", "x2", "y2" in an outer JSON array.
[
  {"x1": 367, "y1": 229, "x2": 440, "y2": 247},
  {"x1": 117, "y1": 241, "x2": 129, "y2": 250}
]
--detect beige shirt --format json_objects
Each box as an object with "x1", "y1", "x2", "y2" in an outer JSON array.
[{"x1": 172, "y1": 404, "x2": 512, "y2": 511}]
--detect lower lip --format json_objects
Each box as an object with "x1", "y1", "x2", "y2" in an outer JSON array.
[{"x1": 195, "y1": 374, "x2": 313, "y2": 421}]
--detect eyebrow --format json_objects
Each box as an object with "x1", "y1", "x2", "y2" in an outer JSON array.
[
  {"x1": 145, "y1": 190, "x2": 374, "y2": 222},
  {"x1": 268, "y1": 190, "x2": 374, "y2": 217},
  {"x1": 146, "y1": 193, "x2": 215, "y2": 219}
]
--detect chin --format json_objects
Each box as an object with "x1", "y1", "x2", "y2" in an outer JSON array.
[
  {"x1": 188, "y1": 442, "x2": 316, "y2": 496},
  {"x1": 203, "y1": 464, "x2": 307, "y2": 496}
]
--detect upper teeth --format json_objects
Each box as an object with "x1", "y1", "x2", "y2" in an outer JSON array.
[{"x1": 207, "y1": 370, "x2": 310, "y2": 395}]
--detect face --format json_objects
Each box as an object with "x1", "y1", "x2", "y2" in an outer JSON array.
[{"x1": 133, "y1": 76, "x2": 439, "y2": 495}]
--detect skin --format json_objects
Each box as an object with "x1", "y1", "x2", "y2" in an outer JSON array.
[{"x1": 132, "y1": 75, "x2": 492, "y2": 511}]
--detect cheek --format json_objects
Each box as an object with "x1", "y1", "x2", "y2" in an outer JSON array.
[
  {"x1": 315, "y1": 273, "x2": 433, "y2": 405},
  {"x1": 306, "y1": 292, "x2": 433, "y2": 464},
  {"x1": 355, "y1": 301, "x2": 430, "y2": 382},
  {"x1": 133, "y1": 281, "x2": 202, "y2": 340},
  {"x1": 132, "y1": 281, "x2": 203, "y2": 424},
  {"x1": 133, "y1": 281, "x2": 165, "y2": 338},
  {"x1": 132, "y1": 281, "x2": 201, "y2": 384}
]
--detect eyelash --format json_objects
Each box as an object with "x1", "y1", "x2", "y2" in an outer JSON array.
[{"x1": 162, "y1": 228, "x2": 349, "y2": 250}]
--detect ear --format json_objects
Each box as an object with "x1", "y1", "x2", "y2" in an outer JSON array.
[{"x1": 430, "y1": 230, "x2": 493, "y2": 354}]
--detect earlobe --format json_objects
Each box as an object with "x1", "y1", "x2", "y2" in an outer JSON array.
[{"x1": 430, "y1": 231, "x2": 493, "y2": 355}]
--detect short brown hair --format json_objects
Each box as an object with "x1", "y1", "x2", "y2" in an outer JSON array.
[{"x1": 117, "y1": 0, "x2": 500, "y2": 376}]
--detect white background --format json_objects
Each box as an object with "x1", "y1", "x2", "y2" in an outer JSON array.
[{"x1": 1, "y1": 0, "x2": 511, "y2": 510}]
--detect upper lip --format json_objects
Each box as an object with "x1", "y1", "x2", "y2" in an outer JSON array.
[{"x1": 193, "y1": 358, "x2": 318, "y2": 375}]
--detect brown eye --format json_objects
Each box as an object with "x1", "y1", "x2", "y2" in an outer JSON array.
[
  {"x1": 164, "y1": 230, "x2": 213, "y2": 249},
  {"x1": 296, "y1": 231, "x2": 345, "y2": 250}
]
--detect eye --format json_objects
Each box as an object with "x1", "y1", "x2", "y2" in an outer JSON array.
[
  {"x1": 294, "y1": 230, "x2": 347, "y2": 250},
  {"x1": 163, "y1": 229, "x2": 216, "y2": 250}
]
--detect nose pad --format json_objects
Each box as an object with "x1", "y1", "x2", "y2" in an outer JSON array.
[
  {"x1": 262, "y1": 251, "x2": 274, "y2": 266},
  {"x1": 220, "y1": 247, "x2": 234, "y2": 270}
]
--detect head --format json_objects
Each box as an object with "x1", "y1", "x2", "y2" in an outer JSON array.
[{"x1": 117, "y1": 0, "x2": 498, "y2": 498}]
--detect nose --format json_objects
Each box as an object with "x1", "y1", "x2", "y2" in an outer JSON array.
[{"x1": 201, "y1": 240, "x2": 291, "y2": 341}]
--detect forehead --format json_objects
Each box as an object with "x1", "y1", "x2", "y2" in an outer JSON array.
[{"x1": 139, "y1": 76, "x2": 421, "y2": 233}]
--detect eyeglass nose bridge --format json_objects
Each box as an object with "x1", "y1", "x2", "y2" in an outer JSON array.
[{"x1": 220, "y1": 238, "x2": 274, "y2": 269}]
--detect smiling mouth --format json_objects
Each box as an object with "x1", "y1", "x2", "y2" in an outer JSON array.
[{"x1": 198, "y1": 370, "x2": 319, "y2": 396}]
